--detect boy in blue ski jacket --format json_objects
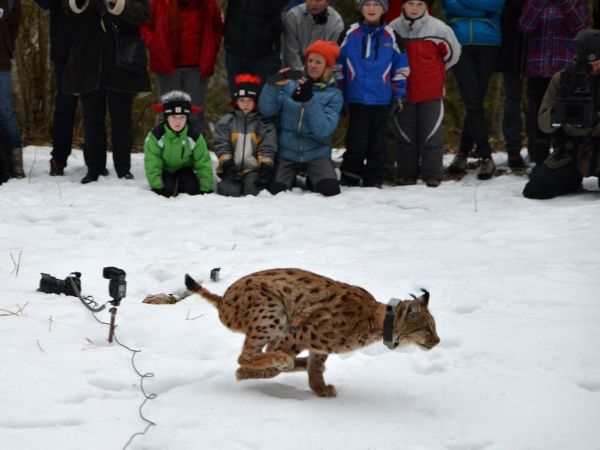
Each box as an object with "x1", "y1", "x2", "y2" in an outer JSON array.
[{"x1": 335, "y1": 0, "x2": 409, "y2": 188}]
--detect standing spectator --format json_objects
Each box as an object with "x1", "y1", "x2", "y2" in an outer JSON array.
[
  {"x1": 0, "y1": 0, "x2": 23, "y2": 179},
  {"x1": 144, "y1": 90, "x2": 213, "y2": 197},
  {"x1": 63, "y1": 0, "x2": 151, "y2": 184},
  {"x1": 384, "y1": 0, "x2": 432, "y2": 23},
  {"x1": 383, "y1": 0, "x2": 432, "y2": 184},
  {"x1": 336, "y1": 0, "x2": 409, "y2": 188},
  {"x1": 497, "y1": 0, "x2": 526, "y2": 171},
  {"x1": 519, "y1": 0, "x2": 588, "y2": 165},
  {"x1": 34, "y1": 0, "x2": 78, "y2": 176},
  {"x1": 223, "y1": 0, "x2": 287, "y2": 97},
  {"x1": 389, "y1": 0, "x2": 461, "y2": 187},
  {"x1": 140, "y1": 0, "x2": 223, "y2": 137},
  {"x1": 259, "y1": 40, "x2": 343, "y2": 196},
  {"x1": 282, "y1": 0, "x2": 344, "y2": 70},
  {"x1": 214, "y1": 74, "x2": 277, "y2": 197},
  {"x1": 444, "y1": 0, "x2": 504, "y2": 180}
]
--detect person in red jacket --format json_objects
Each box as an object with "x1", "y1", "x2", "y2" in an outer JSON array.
[
  {"x1": 388, "y1": 0, "x2": 460, "y2": 186},
  {"x1": 141, "y1": 0, "x2": 223, "y2": 136},
  {"x1": 384, "y1": 0, "x2": 432, "y2": 23}
]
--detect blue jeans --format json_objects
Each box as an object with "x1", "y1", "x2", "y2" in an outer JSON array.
[
  {"x1": 0, "y1": 71, "x2": 22, "y2": 150},
  {"x1": 156, "y1": 68, "x2": 209, "y2": 136}
]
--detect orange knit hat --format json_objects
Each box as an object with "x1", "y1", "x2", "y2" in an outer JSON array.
[{"x1": 304, "y1": 40, "x2": 340, "y2": 69}]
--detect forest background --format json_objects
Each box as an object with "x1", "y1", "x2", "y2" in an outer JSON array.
[{"x1": 14, "y1": 0, "x2": 598, "y2": 152}]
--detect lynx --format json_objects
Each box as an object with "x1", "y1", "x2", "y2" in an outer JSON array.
[{"x1": 185, "y1": 268, "x2": 440, "y2": 397}]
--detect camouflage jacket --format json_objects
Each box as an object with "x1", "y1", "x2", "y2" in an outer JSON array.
[{"x1": 538, "y1": 67, "x2": 600, "y2": 177}]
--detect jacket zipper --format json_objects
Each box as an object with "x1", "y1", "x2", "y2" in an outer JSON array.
[
  {"x1": 298, "y1": 107, "x2": 305, "y2": 163},
  {"x1": 241, "y1": 115, "x2": 247, "y2": 173}
]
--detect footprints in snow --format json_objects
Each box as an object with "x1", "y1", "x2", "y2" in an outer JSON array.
[{"x1": 577, "y1": 380, "x2": 600, "y2": 392}]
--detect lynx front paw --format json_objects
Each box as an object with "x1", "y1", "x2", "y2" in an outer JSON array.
[
  {"x1": 311, "y1": 384, "x2": 337, "y2": 398},
  {"x1": 236, "y1": 367, "x2": 281, "y2": 380}
]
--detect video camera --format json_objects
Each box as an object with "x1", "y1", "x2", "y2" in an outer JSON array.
[
  {"x1": 552, "y1": 69, "x2": 594, "y2": 129},
  {"x1": 38, "y1": 272, "x2": 81, "y2": 297}
]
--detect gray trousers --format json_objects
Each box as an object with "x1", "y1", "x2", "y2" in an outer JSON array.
[
  {"x1": 217, "y1": 172, "x2": 260, "y2": 197},
  {"x1": 394, "y1": 99, "x2": 444, "y2": 181},
  {"x1": 156, "y1": 68, "x2": 209, "y2": 136}
]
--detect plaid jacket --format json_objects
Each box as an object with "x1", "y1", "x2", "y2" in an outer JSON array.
[{"x1": 519, "y1": 0, "x2": 589, "y2": 78}]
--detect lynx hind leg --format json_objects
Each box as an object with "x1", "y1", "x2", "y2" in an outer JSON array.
[
  {"x1": 307, "y1": 352, "x2": 336, "y2": 398},
  {"x1": 237, "y1": 335, "x2": 294, "y2": 372}
]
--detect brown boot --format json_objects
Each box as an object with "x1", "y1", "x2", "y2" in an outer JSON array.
[{"x1": 11, "y1": 147, "x2": 25, "y2": 179}]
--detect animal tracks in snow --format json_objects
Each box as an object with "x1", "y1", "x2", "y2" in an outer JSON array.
[{"x1": 577, "y1": 380, "x2": 600, "y2": 392}]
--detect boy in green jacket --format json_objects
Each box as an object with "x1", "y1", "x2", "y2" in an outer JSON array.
[{"x1": 144, "y1": 91, "x2": 214, "y2": 197}]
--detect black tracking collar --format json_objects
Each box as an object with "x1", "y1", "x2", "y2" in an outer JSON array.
[{"x1": 383, "y1": 298, "x2": 401, "y2": 349}]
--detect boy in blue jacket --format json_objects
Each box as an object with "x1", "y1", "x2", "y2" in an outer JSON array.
[{"x1": 335, "y1": 0, "x2": 409, "y2": 188}]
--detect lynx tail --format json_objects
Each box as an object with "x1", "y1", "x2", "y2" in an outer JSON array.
[{"x1": 184, "y1": 274, "x2": 222, "y2": 307}]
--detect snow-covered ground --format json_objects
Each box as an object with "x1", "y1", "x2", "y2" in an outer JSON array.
[{"x1": 1, "y1": 146, "x2": 599, "y2": 450}]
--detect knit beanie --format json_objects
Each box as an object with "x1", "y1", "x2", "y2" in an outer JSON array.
[
  {"x1": 233, "y1": 73, "x2": 262, "y2": 100},
  {"x1": 357, "y1": 0, "x2": 389, "y2": 12},
  {"x1": 304, "y1": 40, "x2": 341, "y2": 69},
  {"x1": 575, "y1": 29, "x2": 600, "y2": 63},
  {"x1": 153, "y1": 90, "x2": 200, "y2": 117}
]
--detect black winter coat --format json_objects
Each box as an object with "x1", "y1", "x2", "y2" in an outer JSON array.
[
  {"x1": 34, "y1": 0, "x2": 76, "y2": 61},
  {"x1": 63, "y1": 0, "x2": 151, "y2": 95},
  {"x1": 0, "y1": 0, "x2": 19, "y2": 71},
  {"x1": 224, "y1": 0, "x2": 287, "y2": 58},
  {"x1": 497, "y1": 0, "x2": 525, "y2": 74}
]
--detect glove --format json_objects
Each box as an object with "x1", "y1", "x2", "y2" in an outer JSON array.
[
  {"x1": 292, "y1": 78, "x2": 314, "y2": 102},
  {"x1": 390, "y1": 99, "x2": 403, "y2": 117},
  {"x1": 152, "y1": 187, "x2": 171, "y2": 198},
  {"x1": 266, "y1": 69, "x2": 304, "y2": 85},
  {"x1": 255, "y1": 164, "x2": 274, "y2": 190},
  {"x1": 221, "y1": 159, "x2": 241, "y2": 181}
]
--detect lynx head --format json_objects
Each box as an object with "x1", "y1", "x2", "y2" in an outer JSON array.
[{"x1": 393, "y1": 290, "x2": 440, "y2": 350}]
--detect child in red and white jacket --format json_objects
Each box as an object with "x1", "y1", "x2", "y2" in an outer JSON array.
[{"x1": 389, "y1": 0, "x2": 460, "y2": 187}]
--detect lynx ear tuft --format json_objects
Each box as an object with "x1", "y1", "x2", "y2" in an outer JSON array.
[{"x1": 419, "y1": 289, "x2": 430, "y2": 306}]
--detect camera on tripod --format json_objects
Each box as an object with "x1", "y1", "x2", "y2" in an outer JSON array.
[
  {"x1": 103, "y1": 266, "x2": 127, "y2": 305},
  {"x1": 38, "y1": 272, "x2": 81, "y2": 297},
  {"x1": 552, "y1": 70, "x2": 594, "y2": 129}
]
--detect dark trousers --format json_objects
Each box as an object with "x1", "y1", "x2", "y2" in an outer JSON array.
[
  {"x1": 342, "y1": 103, "x2": 390, "y2": 185},
  {"x1": 50, "y1": 58, "x2": 79, "y2": 165},
  {"x1": 503, "y1": 70, "x2": 524, "y2": 153},
  {"x1": 395, "y1": 99, "x2": 444, "y2": 181},
  {"x1": 79, "y1": 89, "x2": 134, "y2": 177},
  {"x1": 523, "y1": 161, "x2": 583, "y2": 199},
  {"x1": 526, "y1": 76, "x2": 552, "y2": 164},
  {"x1": 162, "y1": 168, "x2": 201, "y2": 197},
  {"x1": 452, "y1": 45, "x2": 500, "y2": 157}
]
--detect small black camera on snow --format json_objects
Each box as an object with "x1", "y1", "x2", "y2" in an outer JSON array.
[
  {"x1": 38, "y1": 272, "x2": 81, "y2": 297},
  {"x1": 103, "y1": 266, "x2": 127, "y2": 305}
]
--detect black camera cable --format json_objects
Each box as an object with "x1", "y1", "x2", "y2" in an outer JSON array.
[{"x1": 68, "y1": 278, "x2": 157, "y2": 449}]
